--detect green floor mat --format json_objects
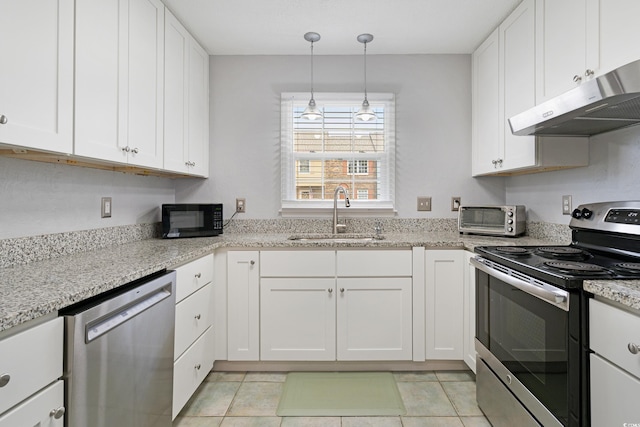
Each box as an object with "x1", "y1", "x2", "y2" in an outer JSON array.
[{"x1": 277, "y1": 372, "x2": 406, "y2": 416}]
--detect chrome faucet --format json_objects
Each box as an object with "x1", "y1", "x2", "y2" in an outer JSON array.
[{"x1": 333, "y1": 185, "x2": 350, "y2": 234}]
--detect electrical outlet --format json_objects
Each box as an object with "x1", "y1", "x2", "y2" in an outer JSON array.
[
  {"x1": 417, "y1": 196, "x2": 432, "y2": 212},
  {"x1": 236, "y1": 198, "x2": 246, "y2": 213},
  {"x1": 562, "y1": 195, "x2": 572, "y2": 215},
  {"x1": 451, "y1": 197, "x2": 461, "y2": 211},
  {"x1": 101, "y1": 197, "x2": 112, "y2": 218}
]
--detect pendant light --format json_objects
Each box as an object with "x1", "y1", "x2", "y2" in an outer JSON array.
[
  {"x1": 355, "y1": 33, "x2": 377, "y2": 122},
  {"x1": 301, "y1": 32, "x2": 323, "y2": 120}
]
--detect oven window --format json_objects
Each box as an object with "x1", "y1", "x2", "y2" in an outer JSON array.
[
  {"x1": 478, "y1": 274, "x2": 569, "y2": 424},
  {"x1": 461, "y1": 208, "x2": 504, "y2": 230}
]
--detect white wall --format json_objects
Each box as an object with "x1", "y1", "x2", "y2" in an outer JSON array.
[
  {"x1": 175, "y1": 54, "x2": 506, "y2": 218},
  {"x1": 506, "y1": 125, "x2": 640, "y2": 223},
  {"x1": 0, "y1": 157, "x2": 175, "y2": 239}
]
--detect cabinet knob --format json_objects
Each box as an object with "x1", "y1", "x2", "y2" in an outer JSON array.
[
  {"x1": 0, "y1": 115, "x2": 7, "y2": 125},
  {"x1": 340, "y1": 288, "x2": 345, "y2": 293},
  {"x1": 121, "y1": 146, "x2": 130, "y2": 153},
  {"x1": 250, "y1": 260, "x2": 255, "y2": 266},
  {"x1": 328, "y1": 288, "x2": 333, "y2": 293},
  {"x1": 628, "y1": 342, "x2": 640, "y2": 355},
  {"x1": 0, "y1": 373, "x2": 10, "y2": 387},
  {"x1": 191, "y1": 161, "x2": 196, "y2": 167},
  {"x1": 585, "y1": 69, "x2": 595, "y2": 77},
  {"x1": 195, "y1": 272, "x2": 202, "y2": 279},
  {"x1": 195, "y1": 314, "x2": 201, "y2": 320},
  {"x1": 50, "y1": 406, "x2": 66, "y2": 419},
  {"x1": 131, "y1": 147, "x2": 139, "y2": 154},
  {"x1": 573, "y1": 74, "x2": 582, "y2": 83},
  {"x1": 195, "y1": 364, "x2": 201, "y2": 370}
]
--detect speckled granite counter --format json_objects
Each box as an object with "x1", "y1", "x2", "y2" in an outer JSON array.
[
  {"x1": 584, "y1": 280, "x2": 640, "y2": 312},
  {"x1": 0, "y1": 231, "x2": 569, "y2": 333}
]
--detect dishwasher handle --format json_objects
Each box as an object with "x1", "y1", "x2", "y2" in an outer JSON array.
[{"x1": 86, "y1": 285, "x2": 172, "y2": 342}]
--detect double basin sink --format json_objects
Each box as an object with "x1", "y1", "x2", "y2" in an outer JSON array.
[{"x1": 287, "y1": 233, "x2": 385, "y2": 243}]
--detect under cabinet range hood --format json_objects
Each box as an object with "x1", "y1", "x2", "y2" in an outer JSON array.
[{"x1": 509, "y1": 59, "x2": 640, "y2": 137}]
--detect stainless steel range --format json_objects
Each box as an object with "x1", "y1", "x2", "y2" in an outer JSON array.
[{"x1": 472, "y1": 201, "x2": 640, "y2": 427}]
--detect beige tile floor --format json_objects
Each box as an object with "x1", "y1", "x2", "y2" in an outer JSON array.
[{"x1": 173, "y1": 371, "x2": 491, "y2": 427}]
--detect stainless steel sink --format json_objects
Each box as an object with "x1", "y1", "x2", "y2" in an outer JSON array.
[{"x1": 287, "y1": 234, "x2": 385, "y2": 243}]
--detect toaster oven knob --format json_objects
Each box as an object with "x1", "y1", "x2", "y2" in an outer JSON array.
[
  {"x1": 507, "y1": 211, "x2": 514, "y2": 217},
  {"x1": 507, "y1": 227, "x2": 513, "y2": 232},
  {"x1": 581, "y1": 208, "x2": 593, "y2": 219},
  {"x1": 572, "y1": 208, "x2": 583, "y2": 219},
  {"x1": 507, "y1": 219, "x2": 513, "y2": 225}
]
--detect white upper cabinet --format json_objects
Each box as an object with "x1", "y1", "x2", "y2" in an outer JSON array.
[
  {"x1": 472, "y1": 28, "x2": 501, "y2": 177},
  {"x1": 0, "y1": 0, "x2": 74, "y2": 154},
  {"x1": 594, "y1": 0, "x2": 640, "y2": 76},
  {"x1": 75, "y1": 0, "x2": 165, "y2": 169},
  {"x1": 164, "y1": 11, "x2": 210, "y2": 177}
]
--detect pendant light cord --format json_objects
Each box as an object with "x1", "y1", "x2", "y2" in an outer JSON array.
[
  {"x1": 310, "y1": 40, "x2": 315, "y2": 100},
  {"x1": 363, "y1": 41, "x2": 368, "y2": 102}
]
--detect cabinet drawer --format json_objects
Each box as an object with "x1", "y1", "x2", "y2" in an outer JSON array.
[
  {"x1": 0, "y1": 380, "x2": 64, "y2": 427},
  {"x1": 590, "y1": 354, "x2": 640, "y2": 427},
  {"x1": 261, "y1": 250, "x2": 335, "y2": 277},
  {"x1": 590, "y1": 299, "x2": 640, "y2": 378},
  {"x1": 175, "y1": 254, "x2": 213, "y2": 303},
  {"x1": 175, "y1": 283, "x2": 212, "y2": 359},
  {"x1": 173, "y1": 327, "x2": 212, "y2": 419},
  {"x1": 0, "y1": 317, "x2": 63, "y2": 414},
  {"x1": 337, "y1": 250, "x2": 412, "y2": 277}
]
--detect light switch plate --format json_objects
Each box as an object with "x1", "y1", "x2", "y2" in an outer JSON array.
[
  {"x1": 417, "y1": 196, "x2": 431, "y2": 212},
  {"x1": 101, "y1": 197, "x2": 112, "y2": 218},
  {"x1": 562, "y1": 195, "x2": 572, "y2": 215}
]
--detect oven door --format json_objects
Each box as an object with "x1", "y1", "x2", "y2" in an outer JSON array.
[{"x1": 472, "y1": 257, "x2": 570, "y2": 427}]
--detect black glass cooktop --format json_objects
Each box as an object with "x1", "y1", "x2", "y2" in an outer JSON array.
[{"x1": 475, "y1": 245, "x2": 640, "y2": 289}]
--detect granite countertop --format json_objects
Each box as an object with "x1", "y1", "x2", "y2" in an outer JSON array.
[
  {"x1": 584, "y1": 280, "x2": 640, "y2": 312},
  {"x1": 2, "y1": 231, "x2": 637, "y2": 333}
]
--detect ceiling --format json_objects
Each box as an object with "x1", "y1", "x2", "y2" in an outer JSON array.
[{"x1": 162, "y1": 0, "x2": 522, "y2": 56}]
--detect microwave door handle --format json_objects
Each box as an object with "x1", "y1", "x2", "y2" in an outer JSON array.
[{"x1": 470, "y1": 257, "x2": 570, "y2": 311}]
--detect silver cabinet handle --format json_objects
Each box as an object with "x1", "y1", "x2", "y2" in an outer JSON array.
[
  {"x1": 0, "y1": 373, "x2": 10, "y2": 387},
  {"x1": 628, "y1": 342, "x2": 640, "y2": 354},
  {"x1": 50, "y1": 406, "x2": 65, "y2": 419},
  {"x1": 573, "y1": 74, "x2": 582, "y2": 83},
  {"x1": 195, "y1": 314, "x2": 201, "y2": 320},
  {"x1": 585, "y1": 69, "x2": 595, "y2": 77},
  {"x1": 328, "y1": 288, "x2": 333, "y2": 293},
  {"x1": 250, "y1": 260, "x2": 255, "y2": 265},
  {"x1": 195, "y1": 272, "x2": 202, "y2": 279},
  {"x1": 195, "y1": 364, "x2": 201, "y2": 370},
  {"x1": 121, "y1": 146, "x2": 130, "y2": 152},
  {"x1": 191, "y1": 161, "x2": 196, "y2": 166},
  {"x1": 0, "y1": 115, "x2": 7, "y2": 125},
  {"x1": 131, "y1": 147, "x2": 139, "y2": 154},
  {"x1": 340, "y1": 288, "x2": 345, "y2": 293}
]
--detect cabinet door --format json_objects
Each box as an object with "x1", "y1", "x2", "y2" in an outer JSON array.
[
  {"x1": 500, "y1": 0, "x2": 536, "y2": 172},
  {"x1": 186, "y1": 37, "x2": 209, "y2": 177},
  {"x1": 425, "y1": 250, "x2": 464, "y2": 360},
  {"x1": 463, "y1": 251, "x2": 476, "y2": 373},
  {"x1": 472, "y1": 28, "x2": 502, "y2": 176},
  {"x1": 590, "y1": 354, "x2": 640, "y2": 427},
  {"x1": 261, "y1": 278, "x2": 336, "y2": 361},
  {"x1": 535, "y1": 0, "x2": 590, "y2": 102},
  {"x1": 75, "y1": 0, "x2": 164, "y2": 168},
  {"x1": 336, "y1": 277, "x2": 413, "y2": 361},
  {"x1": 227, "y1": 251, "x2": 260, "y2": 360},
  {"x1": 596, "y1": 0, "x2": 640, "y2": 75},
  {"x1": 173, "y1": 327, "x2": 212, "y2": 419},
  {"x1": 0, "y1": 0, "x2": 73, "y2": 154},
  {"x1": 0, "y1": 380, "x2": 64, "y2": 427},
  {"x1": 175, "y1": 283, "x2": 212, "y2": 359}
]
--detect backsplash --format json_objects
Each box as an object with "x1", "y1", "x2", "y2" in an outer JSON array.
[{"x1": 0, "y1": 218, "x2": 570, "y2": 268}]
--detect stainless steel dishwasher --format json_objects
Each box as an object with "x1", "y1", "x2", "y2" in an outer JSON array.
[{"x1": 61, "y1": 270, "x2": 176, "y2": 427}]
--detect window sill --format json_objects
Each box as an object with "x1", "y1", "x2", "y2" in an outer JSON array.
[{"x1": 280, "y1": 201, "x2": 396, "y2": 218}]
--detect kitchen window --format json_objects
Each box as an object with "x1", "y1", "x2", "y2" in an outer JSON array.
[{"x1": 281, "y1": 92, "x2": 395, "y2": 215}]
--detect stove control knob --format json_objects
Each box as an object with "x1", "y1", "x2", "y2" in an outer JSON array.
[
  {"x1": 572, "y1": 208, "x2": 583, "y2": 219},
  {"x1": 581, "y1": 208, "x2": 593, "y2": 219}
]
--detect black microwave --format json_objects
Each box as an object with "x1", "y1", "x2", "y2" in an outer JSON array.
[{"x1": 161, "y1": 204, "x2": 223, "y2": 238}]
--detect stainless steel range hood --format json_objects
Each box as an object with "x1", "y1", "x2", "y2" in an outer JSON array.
[{"x1": 509, "y1": 59, "x2": 640, "y2": 136}]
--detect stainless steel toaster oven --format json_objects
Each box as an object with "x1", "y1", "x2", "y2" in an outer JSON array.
[{"x1": 458, "y1": 205, "x2": 526, "y2": 237}]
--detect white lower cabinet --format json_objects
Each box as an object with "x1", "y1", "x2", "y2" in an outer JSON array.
[
  {"x1": 463, "y1": 251, "x2": 477, "y2": 373},
  {"x1": 337, "y1": 277, "x2": 412, "y2": 361},
  {"x1": 0, "y1": 380, "x2": 64, "y2": 427},
  {"x1": 425, "y1": 250, "x2": 464, "y2": 360},
  {"x1": 172, "y1": 254, "x2": 214, "y2": 419},
  {"x1": 227, "y1": 251, "x2": 260, "y2": 361},
  {"x1": 589, "y1": 298, "x2": 640, "y2": 426},
  {"x1": 261, "y1": 278, "x2": 336, "y2": 361}
]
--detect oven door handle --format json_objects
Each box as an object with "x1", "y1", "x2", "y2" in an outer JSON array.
[{"x1": 471, "y1": 256, "x2": 570, "y2": 311}]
